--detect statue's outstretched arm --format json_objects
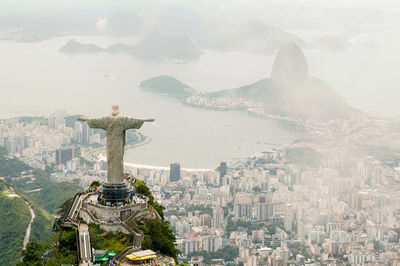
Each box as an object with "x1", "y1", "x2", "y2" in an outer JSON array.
[
  {"x1": 124, "y1": 117, "x2": 154, "y2": 130},
  {"x1": 79, "y1": 117, "x2": 110, "y2": 130}
]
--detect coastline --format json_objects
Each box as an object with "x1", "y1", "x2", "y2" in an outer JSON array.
[
  {"x1": 97, "y1": 135, "x2": 214, "y2": 172},
  {"x1": 124, "y1": 162, "x2": 214, "y2": 172},
  {"x1": 126, "y1": 135, "x2": 152, "y2": 149}
]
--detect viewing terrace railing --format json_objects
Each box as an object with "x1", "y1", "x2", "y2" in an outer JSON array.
[{"x1": 81, "y1": 201, "x2": 147, "y2": 212}]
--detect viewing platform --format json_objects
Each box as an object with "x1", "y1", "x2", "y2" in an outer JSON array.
[{"x1": 65, "y1": 174, "x2": 149, "y2": 233}]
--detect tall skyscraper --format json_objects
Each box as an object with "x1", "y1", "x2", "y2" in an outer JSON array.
[
  {"x1": 202, "y1": 236, "x2": 222, "y2": 253},
  {"x1": 219, "y1": 161, "x2": 227, "y2": 185},
  {"x1": 81, "y1": 122, "x2": 89, "y2": 144},
  {"x1": 234, "y1": 193, "x2": 253, "y2": 220},
  {"x1": 212, "y1": 207, "x2": 224, "y2": 229},
  {"x1": 48, "y1": 115, "x2": 57, "y2": 129},
  {"x1": 55, "y1": 147, "x2": 75, "y2": 165},
  {"x1": 170, "y1": 163, "x2": 180, "y2": 182},
  {"x1": 350, "y1": 191, "x2": 363, "y2": 210}
]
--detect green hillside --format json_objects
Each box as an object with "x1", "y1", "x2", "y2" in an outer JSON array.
[
  {"x1": 0, "y1": 146, "x2": 82, "y2": 215},
  {"x1": 0, "y1": 181, "x2": 30, "y2": 265},
  {"x1": 0, "y1": 147, "x2": 79, "y2": 264},
  {"x1": 30, "y1": 182, "x2": 82, "y2": 214},
  {"x1": 0, "y1": 181, "x2": 53, "y2": 265}
]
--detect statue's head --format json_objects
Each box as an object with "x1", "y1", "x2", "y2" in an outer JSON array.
[{"x1": 111, "y1": 105, "x2": 119, "y2": 116}]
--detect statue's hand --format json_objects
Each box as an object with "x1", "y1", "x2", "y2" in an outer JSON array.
[
  {"x1": 77, "y1": 117, "x2": 88, "y2": 122},
  {"x1": 143, "y1": 119, "x2": 155, "y2": 122}
]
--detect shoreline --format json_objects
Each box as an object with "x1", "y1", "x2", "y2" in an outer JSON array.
[
  {"x1": 124, "y1": 162, "x2": 214, "y2": 172},
  {"x1": 126, "y1": 135, "x2": 152, "y2": 149},
  {"x1": 98, "y1": 136, "x2": 215, "y2": 172},
  {"x1": 125, "y1": 135, "x2": 215, "y2": 172}
]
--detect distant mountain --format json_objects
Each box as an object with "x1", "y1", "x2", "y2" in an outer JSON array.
[
  {"x1": 209, "y1": 42, "x2": 355, "y2": 120},
  {"x1": 140, "y1": 75, "x2": 195, "y2": 98},
  {"x1": 59, "y1": 39, "x2": 104, "y2": 54},
  {"x1": 199, "y1": 20, "x2": 304, "y2": 54},
  {"x1": 106, "y1": 11, "x2": 143, "y2": 36},
  {"x1": 209, "y1": 43, "x2": 355, "y2": 120},
  {"x1": 142, "y1": 43, "x2": 357, "y2": 121},
  {"x1": 150, "y1": 5, "x2": 202, "y2": 37},
  {"x1": 132, "y1": 32, "x2": 202, "y2": 61}
]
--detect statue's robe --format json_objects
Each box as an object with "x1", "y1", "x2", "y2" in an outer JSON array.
[{"x1": 86, "y1": 116, "x2": 144, "y2": 183}]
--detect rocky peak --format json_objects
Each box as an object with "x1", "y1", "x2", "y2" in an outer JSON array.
[{"x1": 270, "y1": 42, "x2": 309, "y2": 86}]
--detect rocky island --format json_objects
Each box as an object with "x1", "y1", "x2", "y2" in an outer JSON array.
[
  {"x1": 59, "y1": 39, "x2": 104, "y2": 54},
  {"x1": 59, "y1": 32, "x2": 202, "y2": 62}
]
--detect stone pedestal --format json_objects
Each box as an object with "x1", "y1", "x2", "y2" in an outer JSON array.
[{"x1": 133, "y1": 233, "x2": 144, "y2": 248}]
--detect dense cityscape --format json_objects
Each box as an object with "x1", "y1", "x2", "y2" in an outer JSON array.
[{"x1": 2, "y1": 111, "x2": 400, "y2": 265}]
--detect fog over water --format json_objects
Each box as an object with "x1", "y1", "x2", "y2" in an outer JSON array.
[
  {"x1": 1, "y1": 30, "x2": 400, "y2": 167},
  {"x1": 0, "y1": 36, "x2": 300, "y2": 168}
]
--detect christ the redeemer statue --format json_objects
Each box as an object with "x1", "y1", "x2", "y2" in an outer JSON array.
[{"x1": 78, "y1": 105, "x2": 154, "y2": 184}]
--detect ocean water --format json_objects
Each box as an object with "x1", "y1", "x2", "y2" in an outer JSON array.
[{"x1": 1, "y1": 33, "x2": 397, "y2": 167}]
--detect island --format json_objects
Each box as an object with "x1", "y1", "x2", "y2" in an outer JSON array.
[
  {"x1": 59, "y1": 32, "x2": 203, "y2": 62},
  {"x1": 140, "y1": 42, "x2": 363, "y2": 124},
  {"x1": 140, "y1": 75, "x2": 195, "y2": 98},
  {"x1": 59, "y1": 39, "x2": 104, "y2": 54}
]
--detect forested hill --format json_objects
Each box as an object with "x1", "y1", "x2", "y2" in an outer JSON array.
[
  {"x1": 0, "y1": 146, "x2": 82, "y2": 214},
  {"x1": 0, "y1": 146, "x2": 82, "y2": 264},
  {"x1": 0, "y1": 180, "x2": 53, "y2": 265}
]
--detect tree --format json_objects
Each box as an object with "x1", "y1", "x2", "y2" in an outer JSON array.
[
  {"x1": 0, "y1": 146, "x2": 7, "y2": 156},
  {"x1": 89, "y1": 180, "x2": 101, "y2": 188},
  {"x1": 142, "y1": 219, "x2": 180, "y2": 262},
  {"x1": 187, "y1": 245, "x2": 239, "y2": 264},
  {"x1": 18, "y1": 242, "x2": 44, "y2": 266},
  {"x1": 136, "y1": 179, "x2": 165, "y2": 220}
]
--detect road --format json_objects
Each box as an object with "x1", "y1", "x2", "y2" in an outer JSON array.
[
  {"x1": 22, "y1": 201, "x2": 35, "y2": 250},
  {"x1": 68, "y1": 194, "x2": 83, "y2": 220},
  {"x1": 78, "y1": 223, "x2": 92, "y2": 265},
  {"x1": 24, "y1": 188, "x2": 42, "y2": 193}
]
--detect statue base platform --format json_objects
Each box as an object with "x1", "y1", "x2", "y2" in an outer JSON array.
[
  {"x1": 97, "y1": 183, "x2": 134, "y2": 206},
  {"x1": 79, "y1": 191, "x2": 148, "y2": 233}
]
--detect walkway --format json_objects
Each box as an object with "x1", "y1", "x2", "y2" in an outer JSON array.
[
  {"x1": 22, "y1": 201, "x2": 35, "y2": 250},
  {"x1": 78, "y1": 223, "x2": 92, "y2": 265},
  {"x1": 68, "y1": 193, "x2": 83, "y2": 220}
]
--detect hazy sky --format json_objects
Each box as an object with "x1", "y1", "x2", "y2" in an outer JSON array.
[{"x1": 1, "y1": 0, "x2": 400, "y2": 14}]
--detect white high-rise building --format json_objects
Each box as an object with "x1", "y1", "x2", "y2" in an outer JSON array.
[
  {"x1": 212, "y1": 207, "x2": 224, "y2": 229},
  {"x1": 202, "y1": 236, "x2": 222, "y2": 253}
]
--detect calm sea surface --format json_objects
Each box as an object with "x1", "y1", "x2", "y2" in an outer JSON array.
[{"x1": 2, "y1": 33, "x2": 396, "y2": 168}]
